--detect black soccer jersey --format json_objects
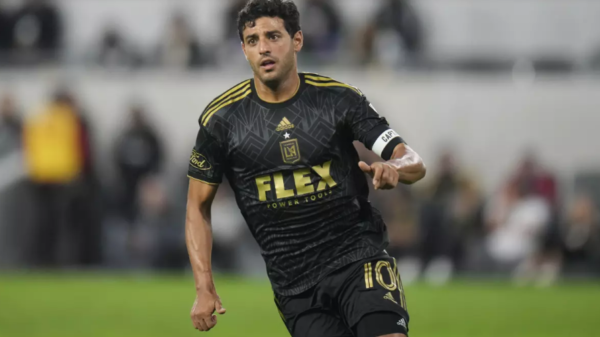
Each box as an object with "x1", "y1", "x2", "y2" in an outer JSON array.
[{"x1": 188, "y1": 73, "x2": 405, "y2": 296}]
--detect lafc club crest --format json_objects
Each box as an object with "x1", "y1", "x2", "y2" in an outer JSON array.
[{"x1": 280, "y1": 139, "x2": 301, "y2": 164}]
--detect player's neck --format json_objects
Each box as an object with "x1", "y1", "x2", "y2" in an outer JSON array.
[{"x1": 254, "y1": 71, "x2": 300, "y2": 103}]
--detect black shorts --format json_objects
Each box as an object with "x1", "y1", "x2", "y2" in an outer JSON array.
[{"x1": 274, "y1": 251, "x2": 410, "y2": 337}]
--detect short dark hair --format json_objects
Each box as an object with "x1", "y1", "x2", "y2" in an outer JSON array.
[{"x1": 237, "y1": 0, "x2": 301, "y2": 42}]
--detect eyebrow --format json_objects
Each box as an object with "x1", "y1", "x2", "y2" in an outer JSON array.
[{"x1": 245, "y1": 30, "x2": 283, "y2": 42}]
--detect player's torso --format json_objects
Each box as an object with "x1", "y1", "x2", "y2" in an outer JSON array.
[
  {"x1": 202, "y1": 74, "x2": 388, "y2": 295},
  {"x1": 228, "y1": 100, "x2": 348, "y2": 202}
]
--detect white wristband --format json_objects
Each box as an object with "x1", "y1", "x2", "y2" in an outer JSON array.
[{"x1": 372, "y1": 129, "x2": 401, "y2": 157}]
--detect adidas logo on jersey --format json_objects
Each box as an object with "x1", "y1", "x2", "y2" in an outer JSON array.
[
  {"x1": 397, "y1": 318, "x2": 407, "y2": 329},
  {"x1": 383, "y1": 292, "x2": 398, "y2": 305},
  {"x1": 276, "y1": 117, "x2": 294, "y2": 132}
]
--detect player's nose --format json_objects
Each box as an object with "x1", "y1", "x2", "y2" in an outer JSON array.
[{"x1": 258, "y1": 40, "x2": 271, "y2": 55}]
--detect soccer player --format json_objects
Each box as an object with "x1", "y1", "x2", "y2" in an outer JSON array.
[{"x1": 185, "y1": 1, "x2": 426, "y2": 336}]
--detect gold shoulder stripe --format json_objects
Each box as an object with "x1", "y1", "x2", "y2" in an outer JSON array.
[
  {"x1": 202, "y1": 83, "x2": 250, "y2": 125},
  {"x1": 202, "y1": 79, "x2": 251, "y2": 117},
  {"x1": 188, "y1": 175, "x2": 220, "y2": 186},
  {"x1": 304, "y1": 74, "x2": 334, "y2": 82},
  {"x1": 305, "y1": 80, "x2": 363, "y2": 95},
  {"x1": 202, "y1": 88, "x2": 252, "y2": 126}
]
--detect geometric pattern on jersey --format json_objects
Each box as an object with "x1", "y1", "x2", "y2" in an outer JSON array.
[{"x1": 188, "y1": 72, "x2": 400, "y2": 296}]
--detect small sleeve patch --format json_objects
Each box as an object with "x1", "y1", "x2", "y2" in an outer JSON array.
[{"x1": 189, "y1": 149, "x2": 212, "y2": 171}]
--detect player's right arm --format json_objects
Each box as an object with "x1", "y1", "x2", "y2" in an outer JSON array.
[
  {"x1": 186, "y1": 115, "x2": 227, "y2": 331},
  {"x1": 186, "y1": 178, "x2": 226, "y2": 332}
]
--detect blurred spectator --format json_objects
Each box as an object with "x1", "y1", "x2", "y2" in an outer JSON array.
[
  {"x1": 127, "y1": 176, "x2": 186, "y2": 270},
  {"x1": 560, "y1": 193, "x2": 600, "y2": 274},
  {"x1": 225, "y1": 0, "x2": 246, "y2": 41},
  {"x1": 220, "y1": 0, "x2": 250, "y2": 68},
  {"x1": 0, "y1": 93, "x2": 25, "y2": 192},
  {"x1": 0, "y1": 93, "x2": 22, "y2": 152},
  {"x1": 0, "y1": 4, "x2": 13, "y2": 62},
  {"x1": 156, "y1": 12, "x2": 203, "y2": 70},
  {"x1": 418, "y1": 150, "x2": 481, "y2": 283},
  {"x1": 361, "y1": 0, "x2": 424, "y2": 68},
  {"x1": 512, "y1": 192, "x2": 600, "y2": 286},
  {"x1": 114, "y1": 104, "x2": 164, "y2": 223},
  {"x1": 0, "y1": 93, "x2": 25, "y2": 267},
  {"x1": 95, "y1": 26, "x2": 142, "y2": 69},
  {"x1": 511, "y1": 152, "x2": 558, "y2": 209},
  {"x1": 10, "y1": 0, "x2": 63, "y2": 64},
  {"x1": 57, "y1": 92, "x2": 104, "y2": 267},
  {"x1": 484, "y1": 180, "x2": 551, "y2": 272},
  {"x1": 444, "y1": 180, "x2": 485, "y2": 269},
  {"x1": 301, "y1": 0, "x2": 342, "y2": 63},
  {"x1": 23, "y1": 90, "x2": 84, "y2": 266}
]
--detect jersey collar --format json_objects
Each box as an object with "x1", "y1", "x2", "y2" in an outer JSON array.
[{"x1": 251, "y1": 73, "x2": 307, "y2": 109}]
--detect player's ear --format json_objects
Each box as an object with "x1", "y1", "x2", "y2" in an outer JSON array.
[{"x1": 293, "y1": 31, "x2": 303, "y2": 53}]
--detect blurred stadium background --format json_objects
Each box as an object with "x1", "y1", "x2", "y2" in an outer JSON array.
[{"x1": 1, "y1": 0, "x2": 599, "y2": 336}]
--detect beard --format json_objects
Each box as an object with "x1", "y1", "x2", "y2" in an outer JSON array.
[{"x1": 254, "y1": 50, "x2": 295, "y2": 89}]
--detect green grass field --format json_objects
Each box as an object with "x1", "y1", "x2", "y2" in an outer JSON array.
[{"x1": 0, "y1": 273, "x2": 598, "y2": 337}]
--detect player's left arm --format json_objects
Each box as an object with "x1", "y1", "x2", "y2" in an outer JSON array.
[
  {"x1": 359, "y1": 143, "x2": 426, "y2": 189},
  {"x1": 346, "y1": 90, "x2": 426, "y2": 189}
]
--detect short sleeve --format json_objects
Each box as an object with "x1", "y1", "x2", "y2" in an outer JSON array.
[
  {"x1": 346, "y1": 93, "x2": 405, "y2": 160},
  {"x1": 187, "y1": 125, "x2": 225, "y2": 185}
]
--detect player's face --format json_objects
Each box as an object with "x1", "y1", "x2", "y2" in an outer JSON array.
[{"x1": 242, "y1": 17, "x2": 303, "y2": 84}]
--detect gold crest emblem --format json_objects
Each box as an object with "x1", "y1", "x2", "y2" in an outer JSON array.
[{"x1": 280, "y1": 139, "x2": 301, "y2": 164}]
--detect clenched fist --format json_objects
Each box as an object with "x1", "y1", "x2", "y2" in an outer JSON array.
[
  {"x1": 359, "y1": 161, "x2": 399, "y2": 190},
  {"x1": 190, "y1": 289, "x2": 226, "y2": 332}
]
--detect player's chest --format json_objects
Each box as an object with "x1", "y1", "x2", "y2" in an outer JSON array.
[{"x1": 226, "y1": 107, "x2": 343, "y2": 170}]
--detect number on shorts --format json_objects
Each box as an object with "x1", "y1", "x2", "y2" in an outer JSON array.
[{"x1": 364, "y1": 259, "x2": 407, "y2": 310}]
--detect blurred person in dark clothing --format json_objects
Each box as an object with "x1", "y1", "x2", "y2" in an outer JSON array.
[
  {"x1": 114, "y1": 104, "x2": 164, "y2": 224},
  {"x1": 418, "y1": 150, "x2": 481, "y2": 283},
  {"x1": 156, "y1": 12, "x2": 203, "y2": 70},
  {"x1": 128, "y1": 176, "x2": 186, "y2": 270},
  {"x1": 10, "y1": 0, "x2": 63, "y2": 64},
  {"x1": 0, "y1": 3, "x2": 13, "y2": 60},
  {"x1": 221, "y1": 0, "x2": 252, "y2": 68},
  {"x1": 0, "y1": 93, "x2": 25, "y2": 267},
  {"x1": 301, "y1": 0, "x2": 342, "y2": 63},
  {"x1": 95, "y1": 25, "x2": 142, "y2": 69},
  {"x1": 225, "y1": 0, "x2": 248, "y2": 41},
  {"x1": 443, "y1": 180, "x2": 484, "y2": 271},
  {"x1": 23, "y1": 90, "x2": 84, "y2": 267},
  {"x1": 58, "y1": 91, "x2": 104, "y2": 267},
  {"x1": 0, "y1": 94, "x2": 22, "y2": 146},
  {"x1": 0, "y1": 93, "x2": 25, "y2": 188},
  {"x1": 361, "y1": 0, "x2": 424, "y2": 68}
]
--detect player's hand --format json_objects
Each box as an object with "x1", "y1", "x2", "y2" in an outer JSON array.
[
  {"x1": 358, "y1": 161, "x2": 399, "y2": 190},
  {"x1": 190, "y1": 289, "x2": 226, "y2": 332}
]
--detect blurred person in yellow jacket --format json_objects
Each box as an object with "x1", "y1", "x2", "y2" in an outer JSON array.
[{"x1": 23, "y1": 90, "x2": 84, "y2": 267}]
